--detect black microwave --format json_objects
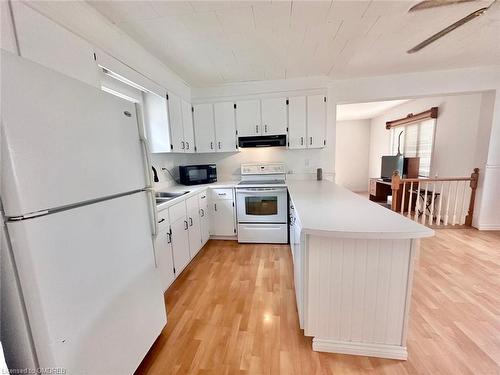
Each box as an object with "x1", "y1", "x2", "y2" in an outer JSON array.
[{"x1": 179, "y1": 164, "x2": 217, "y2": 185}]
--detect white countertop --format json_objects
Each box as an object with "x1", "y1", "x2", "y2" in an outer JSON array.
[
  {"x1": 155, "y1": 179, "x2": 433, "y2": 240},
  {"x1": 287, "y1": 180, "x2": 434, "y2": 240}
]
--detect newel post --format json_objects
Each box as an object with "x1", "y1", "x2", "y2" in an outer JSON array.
[
  {"x1": 465, "y1": 168, "x2": 479, "y2": 227},
  {"x1": 391, "y1": 170, "x2": 401, "y2": 211}
]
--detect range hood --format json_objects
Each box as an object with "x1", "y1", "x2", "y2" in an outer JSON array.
[{"x1": 238, "y1": 134, "x2": 287, "y2": 148}]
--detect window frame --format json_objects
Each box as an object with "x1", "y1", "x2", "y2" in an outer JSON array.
[{"x1": 390, "y1": 118, "x2": 437, "y2": 177}]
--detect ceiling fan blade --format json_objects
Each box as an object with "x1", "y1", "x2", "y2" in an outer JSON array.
[
  {"x1": 407, "y1": 6, "x2": 488, "y2": 53},
  {"x1": 409, "y1": 0, "x2": 479, "y2": 12}
]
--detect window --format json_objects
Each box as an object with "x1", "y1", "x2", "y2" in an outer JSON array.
[
  {"x1": 391, "y1": 119, "x2": 436, "y2": 177},
  {"x1": 99, "y1": 68, "x2": 144, "y2": 104}
]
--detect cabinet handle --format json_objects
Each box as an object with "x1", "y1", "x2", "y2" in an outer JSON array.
[
  {"x1": 200, "y1": 208, "x2": 204, "y2": 217},
  {"x1": 210, "y1": 141, "x2": 213, "y2": 150},
  {"x1": 218, "y1": 141, "x2": 221, "y2": 149},
  {"x1": 189, "y1": 217, "x2": 193, "y2": 226},
  {"x1": 264, "y1": 124, "x2": 267, "y2": 133},
  {"x1": 300, "y1": 137, "x2": 303, "y2": 146},
  {"x1": 201, "y1": 195, "x2": 206, "y2": 199},
  {"x1": 184, "y1": 220, "x2": 188, "y2": 230},
  {"x1": 256, "y1": 125, "x2": 259, "y2": 133},
  {"x1": 167, "y1": 232, "x2": 171, "y2": 244},
  {"x1": 214, "y1": 203, "x2": 217, "y2": 212},
  {"x1": 309, "y1": 137, "x2": 313, "y2": 145},
  {"x1": 186, "y1": 142, "x2": 189, "y2": 150},
  {"x1": 158, "y1": 218, "x2": 165, "y2": 224},
  {"x1": 181, "y1": 141, "x2": 185, "y2": 149}
]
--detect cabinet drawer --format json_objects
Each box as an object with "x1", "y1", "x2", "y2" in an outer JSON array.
[
  {"x1": 198, "y1": 190, "x2": 208, "y2": 209},
  {"x1": 169, "y1": 201, "x2": 186, "y2": 223},
  {"x1": 157, "y1": 209, "x2": 170, "y2": 232},
  {"x1": 211, "y1": 188, "x2": 233, "y2": 200}
]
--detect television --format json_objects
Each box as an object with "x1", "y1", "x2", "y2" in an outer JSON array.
[{"x1": 381, "y1": 155, "x2": 403, "y2": 181}]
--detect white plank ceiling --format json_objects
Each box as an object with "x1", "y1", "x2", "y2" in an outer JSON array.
[{"x1": 87, "y1": 0, "x2": 500, "y2": 87}]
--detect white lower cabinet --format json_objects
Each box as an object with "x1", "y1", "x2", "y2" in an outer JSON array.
[
  {"x1": 156, "y1": 191, "x2": 212, "y2": 287},
  {"x1": 186, "y1": 195, "x2": 202, "y2": 258},
  {"x1": 155, "y1": 227, "x2": 175, "y2": 292},
  {"x1": 169, "y1": 202, "x2": 190, "y2": 276},
  {"x1": 198, "y1": 191, "x2": 210, "y2": 245},
  {"x1": 210, "y1": 189, "x2": 236, "y2": 236}
]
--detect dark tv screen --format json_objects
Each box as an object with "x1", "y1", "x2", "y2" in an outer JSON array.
[{"x1": 381, "y1": 155, "x2": 403, "y2": 180}]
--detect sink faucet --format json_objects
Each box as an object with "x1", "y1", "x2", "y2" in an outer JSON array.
[{"x1": 151, "y1": 166, "x2": 159, "y2": 182}]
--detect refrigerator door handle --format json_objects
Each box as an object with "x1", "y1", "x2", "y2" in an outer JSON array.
[{"x1": 135, "y1": 103, "x2": 154, "y2": 188}]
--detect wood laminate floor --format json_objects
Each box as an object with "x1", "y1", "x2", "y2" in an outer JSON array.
[{"x1": 136, "y1": 229, "x2": 500, "y2": 375}]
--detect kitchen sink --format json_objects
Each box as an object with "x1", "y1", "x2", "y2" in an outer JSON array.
[
  {"x1": 155, "y1": 191, "x2": 189, "y2": 198},
  {"x1": 155, "y1": 191, "x2": 189, "y2": 205}
]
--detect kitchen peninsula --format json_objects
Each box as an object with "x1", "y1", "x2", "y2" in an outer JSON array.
[{"x1": 287, "y1": 180, "x2": 433, "y2": 360}]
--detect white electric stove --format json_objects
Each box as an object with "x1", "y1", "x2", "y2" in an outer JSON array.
[{"x1": 236, "y1": 163, "x2": 288, "y2": 243}]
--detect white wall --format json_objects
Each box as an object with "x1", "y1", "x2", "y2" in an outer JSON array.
[
  {"x1": 335, "y1": 120, "x2": 370, "y2": 192},
  {"x1": 368, "y1": 92, "x2": 484, "y2": 178}
]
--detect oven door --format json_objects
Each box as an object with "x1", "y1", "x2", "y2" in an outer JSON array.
[{"x1": 236, "y1": 188, "x2": 287, "y2": 223}]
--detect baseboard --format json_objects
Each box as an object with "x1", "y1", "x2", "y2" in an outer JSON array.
[
  {"x1": 209, "y1": 235, "x2": 237, "y2": 241},
  {"x1": 476, "y1": 224, "x2": 500, "y2": 230},
  {"x1": 312, "y1": 338, "x2": 408, "y2": 360}
]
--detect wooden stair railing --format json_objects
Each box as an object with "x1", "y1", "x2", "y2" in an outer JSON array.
[{"x1": 391, "y1": 168, "x2": 479, "y2": 227}]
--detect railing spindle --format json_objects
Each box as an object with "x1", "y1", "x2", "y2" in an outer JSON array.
[
  {"x1": 459, "y1": 180, "x2": 468, "y2": 225},
  {"x1": 421, "y1": 182, "x2": 428, "y2": 224},
  {"x1": 444, "y1": 181, "x2": 452, "y2": 226},
  {"x1": 429, "y1": 181, "x2": 436, "y2": 225},
  {"x1": 407, "y1": 182, "x2": 414, "y2": 219},
  {"x1": 436, "y1": 182, "x2": 444, "y2": 226},
  {"x1": 400, "y1": 181, "x2": 406, "y2": 214},
  {"x1": 414, "y1": 182, "x2": 421, "y2": 222},
  {"x1": 452, "y1": 180, "x2": 460, "y2": 225}
]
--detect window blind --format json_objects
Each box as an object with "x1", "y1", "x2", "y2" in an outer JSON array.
[{"x1": 391, "y1": 119, "x2": 436, "y2": 177}]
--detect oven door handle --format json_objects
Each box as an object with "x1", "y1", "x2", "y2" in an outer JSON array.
[{"x1": 237, "y1": 188, "x2": 287, "y2": 193}]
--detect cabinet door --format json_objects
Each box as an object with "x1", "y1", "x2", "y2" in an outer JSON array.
[
  {"x1": 193, "y1": 104, "x2": 216, "y2": 153},
  {"x1": 198, "y1": 192, "x2": 210, "y2": 245},
  {"x1": 261, "y1": 97, "x2": 287, "y2": 135},
  {"x1": 307, "y1": 95, "x2": 327, "y2": 149},
  {"x1": 12, "y1": 2, "x2": 100, "y2": 87},
  {"x1": 143, "y1": 91, "x2": 171, "y2": 153},
  {"x1": 214, "y1": 102, "x2": 237, "y2": 152},
  {"x1": 155, "y1": 229, "x2": 175, "y2": 292},
  {"x1": 181, "y1": 99, "x2": 195, "y2": 153},
  {"x1": 210, "y1": 199, "x2": 235, "y2": 236},
  {"x1": 186, "y1": 195, "x2": 202, "y2": 258},
  {"x1": 170, "y1": 217, "x2": 190, "y2": 275},
  {"x1": 288, "y1": 96, "x2": 307, "y2": 149},
  {"x1": 236, "y1": 100, "x2": 261, "y2": 136},
  {"x1": 167, "y1": 93, "x2": 185, "y2": 152}
]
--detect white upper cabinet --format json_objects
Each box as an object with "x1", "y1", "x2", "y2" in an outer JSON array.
[
  {"x1": 306, "y1": 95, "x2": 327, "y2": 149},
  {"x1": 181, "y1": 99, "x2": 195, "y2": 153},
  {"x1": 236, "y1": 100, "x2": 261, "y2": 137},
  {"x1": 11, "y1": 1, "x2": 99, "y2": 87},
  {"x1": 288, "y1": 96, "x2": 307, "y2": 149},
  {"x1": 261, "y1": 97, "x2": 287, "y2": 135},
  {"x1": 214, "y1": 102, "x2": 237, "y2": 152},
  {"x1": 193, "y1": 104, "x2": 216, "y2": 153},
  {"x1": 167, "y1": 93, "x2": 184, "y2": 152},
  {"x1": 142, "y1": 91, "x2": 171, "y2": 153}
]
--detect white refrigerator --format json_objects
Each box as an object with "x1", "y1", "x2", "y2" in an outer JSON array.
[{"x1": 1, "y1": 51, "x2": 166, "y2": 374}]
